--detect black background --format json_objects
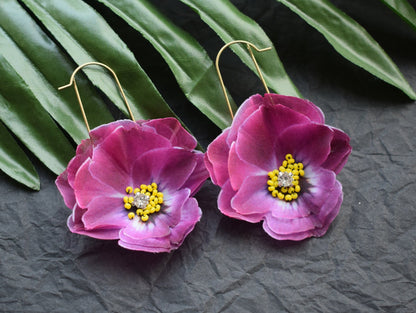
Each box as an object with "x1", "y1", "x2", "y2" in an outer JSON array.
[{"x1": 1, "y1": 0, "x2": 416, "y2": 312}]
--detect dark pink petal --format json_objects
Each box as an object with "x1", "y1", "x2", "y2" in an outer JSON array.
[
  {"x1": 169, "y1": 197, "x2": 202, "y2": 248},
  {"x1": 181, "y1": 152, "x2": 209, "y2": 196},
  {"x1": 74, "y1": 159, "x2": 120, "y2": 207},
  {"x1": 67, "y1": 205, "x2": 120, "y2": 240},
  {"x1": 142, "y1": 117, "x2": 197, "y2": 150},
  {"x1": 276, "y1": 123, "x2": 333, "y2": 168},
  {"x1": 228, "y1": 142, "x2": 266, "y2": 190},
  {"x1": 98, "y1": 126, "x2": 171, "y2": 176},
  {"x1": 131, "y1": 148, "x2": 197, "y2": 193},
  {"x1": 67, "y1": 139, "x2": 93, "y2": 188},
  {"x1": 56, "y1": 170, "x2": 76, "y2": 209},
  {"x1": 321, "y1": 127, "x2": 352, "y2": 174},
  {"x1": 218, "y1": 180, "x2": 265, "y2": 223},
  {"x1": 235, "y1": 119, "x2": 275, "y2": 171},
  {"x1": 88, "y1": 147, "x2": 132, "y2": 193},
  {"x1": 89, "y1": 120, "x2": 138, "y2": 145},
  {"x1": 236, "y1": 104, "x2": 311, "y2": 170},
  {"x1": 81, "y1": 196, "x2": 128, "y2": 230},
  {"x1": 227, "y1": 94, "x2": 264, "y2": 145},
  {"x1": 265, "y1": 94, "x2": 325, "y2": 124},
  {"x1": 205, "y1": 129, "x2": 231, "y2": 187}
]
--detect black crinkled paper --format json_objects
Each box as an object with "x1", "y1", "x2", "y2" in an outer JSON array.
[{"x1": 1, "y1": 0, "x2": 415, "y2": 312}]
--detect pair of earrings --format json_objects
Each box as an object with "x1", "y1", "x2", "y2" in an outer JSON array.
[{"x1": 56, "y1": 41, "x2": 351, "y2": 252}]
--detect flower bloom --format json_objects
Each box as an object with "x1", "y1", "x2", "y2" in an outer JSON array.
[
  {"x1": 205, "y1": 94, "x2": 351, "y2": 240},
  {"x1": 56, "y1": 118, "x2": 208, "y2": 252}
]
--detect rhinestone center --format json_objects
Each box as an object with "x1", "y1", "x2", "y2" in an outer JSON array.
[
  {"x1": 123, "y1": 183, "x2": 164, "y2": 222},
  {"x1": 133, "y1": 193, "x2": 150, "y2": 209},
  {"x1": 278, "y1": 171, "x2": 293, "y2": 187},
  {"x1": 267, "y1": 154, "x2": 304, "y2": 202}
]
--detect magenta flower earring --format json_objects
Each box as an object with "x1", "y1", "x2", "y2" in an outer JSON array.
[
  {"x1": 56, "y1": 62, "x2": 208, "y2": 252},
  {"x1": 205, "y1": 41, "x2": 351, "y2": 240}
]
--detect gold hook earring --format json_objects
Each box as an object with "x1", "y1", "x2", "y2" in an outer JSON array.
[
  {"x1": 215, "y1": 40, "x2": 271, "y2": 119},
  {"x1": 59, "y1": 61, "x2": 135, "y2": 132}
]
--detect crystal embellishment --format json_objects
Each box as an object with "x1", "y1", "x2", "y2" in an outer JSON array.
[
  {"x1": 133, "y1": 193, "x2": 150, "y2": 209},
  {"x1": 278, "y1": 171, "x2": 294, "y2": 187}
]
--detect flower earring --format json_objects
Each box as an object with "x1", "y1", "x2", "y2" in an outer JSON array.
[
  {"x1": 205, "y1": 41, "x2": 351, "y2": 240},
  {"x1": 56, "y1": 62, "x2": 208, "y2": 252}
]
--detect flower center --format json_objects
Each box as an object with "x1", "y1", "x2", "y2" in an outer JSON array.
[
  {"x1": 267, "y1": 154, "x2": 304, "y2": 202},
  {"x1": 123, "y1": 183, "x2": 164, "y2": 222}
]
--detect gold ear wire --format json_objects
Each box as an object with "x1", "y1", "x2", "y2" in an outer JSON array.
[
  {"x1": 215, "y1": 40, "x2": 271, "y2": 119},
  {"x1": 59, "y1": 61, "x2": 135, "y2": 132}
]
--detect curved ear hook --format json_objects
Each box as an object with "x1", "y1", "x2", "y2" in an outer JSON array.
[
  {"x1": 59, "y1": 61, "x2": 135, "y2": 132},
  {"x1": 215, "y1": 40, "x2": 271, "y2": 119}
]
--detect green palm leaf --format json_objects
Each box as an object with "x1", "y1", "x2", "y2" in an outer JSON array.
[
  {"x1": 277, "y1": 0, "x2": 416, "y2": 99},
  {"x1": 98, "y1": 0, "x2": 235, "y2": 129},
  {"x1": 0, "y1": 0, "x2": 113, "y2": 143},
  {"x1": 0, "y1": 122, "x2": 39, "y2": 190},
  {"x1": 381, "y1": 0, "x2": 416, "y2": 31},
  {"x1": 180, "y1": 0, "x2": 301, "y2": 98},
  {"x1": 22, "y1": 0, "x2": 178, "y2": 121},
  {"x1": 0, "y1": 57, "x2": 74, "y2": 175}
]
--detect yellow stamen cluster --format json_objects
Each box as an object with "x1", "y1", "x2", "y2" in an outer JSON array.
[
  {"x1": 267, "y1": 154, "x2": 304, "y2": 202},
  {"x1": 123, "y1": 183, "x2": 164, "y2": 222}
]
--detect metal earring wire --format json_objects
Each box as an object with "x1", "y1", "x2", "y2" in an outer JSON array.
[
  {"x1": 58, "y1": 61, "x2": 135, "y2": 132},
  {"x1": 215, "y1": 40, "x2": 272, "y2": 120}
]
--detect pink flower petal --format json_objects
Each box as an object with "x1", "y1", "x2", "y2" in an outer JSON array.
[
  {"x1": 157, "y1": 188, "x2": 191, "y2": 228},
  {"x1": 81, "y1": 196, "x2": 128, "y2": 230},
  {"x1": 262, "y1": 177, "x2": 339, "y2": 240},
  {"x1": 269, "y1": 197, "x2": 313, "y2": 219},
  {"x1": 98, "y1": 125, "x2": 172, "y2": 175},
  {"x1": 227, "y1": 94, "x2": 264, "y2": 145},
  {"x1": 74, "y1": 159, "x2": 120, "y2": 207},
  {"x1": 89, "y1": 120, "x2": 138, "y2": 144},
  {"x1": 142, "y1": 117, "x2": 197, "y2": 150},
  {"x1": 228, "y1": 142, "x2": 266, "y2": 190},
  {"x1": 56, "y1": 170, "x2": 76, "y2": 209},
  {"x1": 231, "y1": 175, "x2": 276, "y2": 216},
  {"x1": 276, "y1": 123, "x2": 334, "y2": 168},
  {"x1": 205, "y1": 129, "x2": 231, "y2": 187},
  {"x1": 301, "y1": 168, "x2": 337, "y2": 214},
  {"x1": 236, "y1": 104, "x2": 311, "y2": 170},
  {"x1": 262, "y1": 220, "x2": 313, "y2": 241},
  {"x1": 311, "y1": 180, "x2": 343, "y2": 236},
  {"x1": 265, "y1": 94, "x2": 325, "y2": 124},
  {"x1": 67, "y1": 139, "x2": 92, "y2": 188},
  {"x1": 263, "y1": 212, "x2": 321, "y2": 236},
  {"x1": 218, "y1": 180, "x2": 265, "y2": 223},
  {"x1": 88, "y1": 147, "x2": 131, "y2": 193},
  {"x1": 169, "y1": 197, "x2": 202, "y2": 248},
  {"x1": 321, "y1": 127, "x2": 352, "y2": 174},
  {"x1": 131, "y1": 148, "x2": 198, "y2": 192},
  {"x1": 181, "y1": 151, "x2": 209, "y2": 196},
  {"x1": 67, "y1": 205, "x2": 120, "y2": 240}
]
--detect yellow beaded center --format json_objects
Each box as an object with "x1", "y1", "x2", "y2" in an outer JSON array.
[
  {"x1": 267, "y1": 154, "x2": 304, "y2": 202},
  {"x1": 123, "y1": 183, "x2": 164, "y2": 222}
]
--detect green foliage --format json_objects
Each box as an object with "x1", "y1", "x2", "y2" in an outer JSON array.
[{"x1": 0, "y1": 0, "x2": 414, "y2": 189}]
